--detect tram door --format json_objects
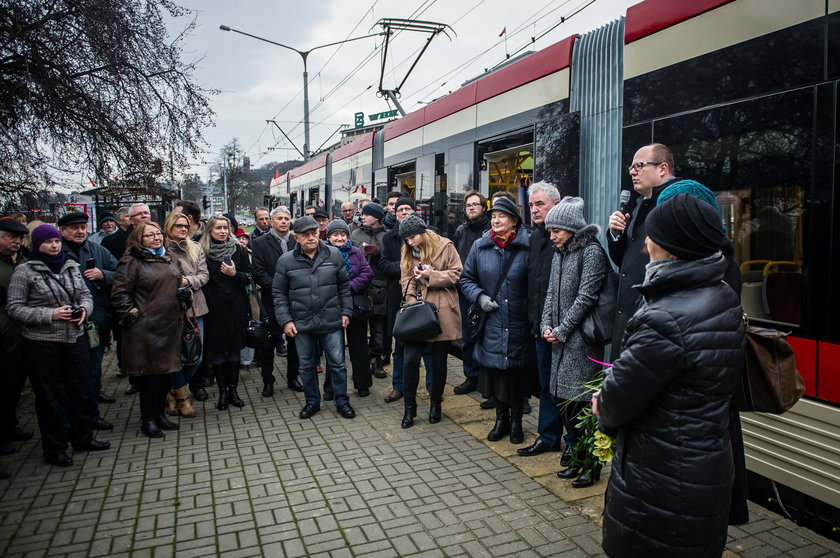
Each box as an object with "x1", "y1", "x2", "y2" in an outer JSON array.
[{"x1": 480, "y1": 143, "x2": 534, "y2": 223}]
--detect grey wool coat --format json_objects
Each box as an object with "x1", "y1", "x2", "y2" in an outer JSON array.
[{"x1": 540, "y1": 224, "x2": 608, "y2": 401}]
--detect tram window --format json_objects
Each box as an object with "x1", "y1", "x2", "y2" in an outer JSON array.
[
  {"x1": 654, "y1": 90, "x2": 812, "y2": 328},
  {"x1": 448, "y1": 144, "x2": 474, "y2": 195}
]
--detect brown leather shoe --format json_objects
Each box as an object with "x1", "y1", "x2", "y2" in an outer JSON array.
[{"x1": 384, "y1": 389, "x2": 403, "y2": 403}]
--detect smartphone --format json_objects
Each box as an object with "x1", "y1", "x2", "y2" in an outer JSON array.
[
  {"x1": 223, "y1": 255, "x2": 233, "y2": 266},
  {"x1": 85, "y1": 258, "x2": 96, "y2": 270}
]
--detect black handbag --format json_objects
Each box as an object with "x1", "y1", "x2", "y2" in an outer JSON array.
[
  {"x1": 352, "y1": 294, "x2": 374, "y2": 319},
  {"x1": 182, "y1": 309, "x2": 202, "y2": 367},
  {"x1": 246, "y1": 295, "x2": 271, "y2": 349},
  {"x1": 467, "y1": 251, "x2": 517, "y2": 342},
  {"x1": 393, "y1": 277, "x2": 442, "y2": 343},
  {"x1": 579, "y1": 242, "x2": 618, "y2": 347}
]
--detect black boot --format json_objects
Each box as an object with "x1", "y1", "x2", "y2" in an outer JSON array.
[
  {"x1": 402, "y1": 399, "x2": 417, "y2": 429},
  {"x1": 215, "y1": 366, "x2": 229, "y2": 411},
  {"x1": 572, "y1": 464, "x2": 602, "y2": 488},
  {"x1": 509, "y1": 408, "x2": 524, "y2": 444},
  {"x1": 428, "y1": 401, "x2": 442, "y2": 424},
  {"x1": 156, "y1": 413, "x2": 179, "y2": 431},
  {"x1": 487, "y1": 406, "x2": 510, "y2": 441},
  {"x1": 227, "y1": 362, "x2": 245, "y2": 408}
]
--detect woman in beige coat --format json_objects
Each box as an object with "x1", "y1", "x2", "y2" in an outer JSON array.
[{"x1": 398, "y1": 214, "x2": 462, "y2": 428}]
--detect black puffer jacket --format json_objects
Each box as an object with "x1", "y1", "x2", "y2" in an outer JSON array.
[
  {"x1": 597, "y1": 253, "x2": 745, "y2": 558},
  {"x1": 272, "y1": 242, "x2": 352, "y2": 334}
]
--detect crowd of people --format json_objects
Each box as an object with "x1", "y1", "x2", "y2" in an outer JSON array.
[{"x1": 0, "y1": 142, "x2": 747, "y2": 557}]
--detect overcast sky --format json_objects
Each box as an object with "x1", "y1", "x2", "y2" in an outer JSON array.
[{"x1": 174, "y1": 0, "x2": 640, "y2": 178}]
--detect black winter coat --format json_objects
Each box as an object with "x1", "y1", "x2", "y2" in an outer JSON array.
[
  {"x1": 526, "y1": 223, "x2": 555, "y2": 335},
  {"x1": 272, "y1": 242, "x2": 352, "y2": 334},
  {"x1": 454, "y1": 213, "x2": 491, "y2": 265},
  {"x1": 62, "y1": 240, "x2": 118, "y2": 330},
  {"x1": 380, "y1": 226, "x2": 404, "y2": 320},
  {"x1": 606, "y1": 179, "x2": 676, "y2": 356},
  {"x1": 202, "y1": 244, "x2": 251, "y2": 353},
  {"x1": 250, "y1": 231, "x2": 296, "y2": 333},
  {"x1": 597, "y1": 253, "x2": 745, "y2": 558}
]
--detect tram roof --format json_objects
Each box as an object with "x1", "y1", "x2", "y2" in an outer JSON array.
[{"x1": 625, "y1": 0, "x2": 734, "y2": 43}]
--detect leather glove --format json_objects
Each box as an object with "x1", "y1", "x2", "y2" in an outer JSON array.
[
  {"x1": 477, "y1": 294, "x2": 499, "y2": 312},
  {"x1": 363, "y1": 244, "x2": 379, "y2": 256}
]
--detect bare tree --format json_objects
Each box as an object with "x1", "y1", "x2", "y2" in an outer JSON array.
[{"x1": 0, "y1": 0, "x2": 215, "y2": 208}]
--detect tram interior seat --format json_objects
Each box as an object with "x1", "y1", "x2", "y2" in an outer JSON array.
[{"x1": 740, "y1": 260, "x2": 801, "y2": 324}]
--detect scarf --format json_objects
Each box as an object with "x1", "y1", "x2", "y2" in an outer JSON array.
[
  {"x1": 490, "y1": 227, "x2": 517, "y2": 248},
  {"x1": 269, "y1": 227, "x2": 290, "y2": 252},
  {"x1": 31, "y1": 249, "x2": 66, "y2": 274},
  {"x1": 145, "y1": 246, "x2": 166, "y2": 257},
  {"x1": 333, "y1": 241, "x2": 354, "y2": 279},
  {"x1": 208, "y1": 235, "x2": 238, "y2": 261}
]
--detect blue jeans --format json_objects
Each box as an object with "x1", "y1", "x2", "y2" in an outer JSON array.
[
  {"x1": 392, "y1": 341, "x2": 434, "y2": 392},
  {"x1": 296, "y1": 329, "x2": 349, "y2": 407},
  {"x1": 172, "y1": 317, "x2": 204, "y2": 388},
  {"x1": 535, "y1": 337, "x2": 564, "y2": 447},
  {"x1": 458, "y1": 294, "x2": 479, "y2": 379}
]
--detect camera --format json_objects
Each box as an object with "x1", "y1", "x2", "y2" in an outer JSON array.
[
  {"x1": 69, "y1": 305, "x2": 83, "y2": 320},
  {"x1": 177, "y1": 287, "x2": 193, "y2": 310}
]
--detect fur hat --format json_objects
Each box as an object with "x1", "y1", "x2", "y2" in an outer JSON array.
[
  {"x1": 399, "y1": 214, "x2": 428, "y2": 238},
  {"x1": 544, "y1": 196, "x2": 586, "y2": 232},
  {"x1": 646, "y1": 193, "x2": 723, "y2": 260}
]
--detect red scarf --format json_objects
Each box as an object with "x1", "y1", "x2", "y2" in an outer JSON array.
[{"x1": 490, "y1": 227, "x2": 517, "y2": 248}]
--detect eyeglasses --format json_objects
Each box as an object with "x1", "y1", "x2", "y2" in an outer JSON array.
[
  {"x1": 627, "y1": 161, "x2": 663, "y2": 173},
  {"x1": 465, "y1": 202, "x2": 483, "y2": 209},
  {"x1": 142, "y1": 232, "x2": 164, "y2": 239}
]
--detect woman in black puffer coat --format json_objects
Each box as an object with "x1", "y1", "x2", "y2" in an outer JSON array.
[{"x1": 595, "y1": 194, "x2": 745, "y2": 558}]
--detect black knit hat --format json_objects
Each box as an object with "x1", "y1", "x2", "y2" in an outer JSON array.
[
  {"x1": 399, "y1": 214, "x2": 428, "y2": 238},
  {"x1": 97, "y1": 211, "x2": 117, "y2": 226},
  {"x1": 490, "y1": 197, "x2": 521, "y2": 224},
  {"x1": 223, "y1": 213, "x2": 238, "y2": 231},
  {"x1": 646, "y1": 193, "x2": 723, "y2": 260},
  {"x1": 361, "y1": 202, "x2": 385, "y2": 222},
  {"x1": 57, "y1": 212, "x2": 89, "y2": 227},
  {"x1": 394, "y1": 197, "x2": 417, "y2": 213}
]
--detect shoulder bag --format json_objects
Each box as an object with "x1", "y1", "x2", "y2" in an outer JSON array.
[
  {"x1": 393, "y1": 277, "x2": 442, "y2": 343},
  {"x1": 182, "y1": 307, "x2": 203, "y2": 367},
  {"x1": 352, "y1": 294, "x2": 374, "y2": 319},
  {"x1": 579, "y1": 242, "x2": 619, "y2": 347},
  {"x1": 732, "y1": 315, "x2": 805, "y2": 414},
  {"x1": 467, "y1": 250, "x2": 516, "y2": 343}
]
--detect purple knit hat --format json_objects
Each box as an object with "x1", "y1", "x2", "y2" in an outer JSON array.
[{"x1": 31, "y1": 224, "x2": 61, "y2": 252}]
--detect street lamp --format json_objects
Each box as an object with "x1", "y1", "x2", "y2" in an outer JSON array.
[{"x1": 219, "y1": 25, "x2": 381, "y2": 161}]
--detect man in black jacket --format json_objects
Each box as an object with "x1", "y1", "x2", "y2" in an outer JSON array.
[
  {"x1": 251, "y1": 206, "x2": 302, "y2": 396},
  {"x1": 273, "y1": 217, "x2": 355, "y2": 420},
  {"x1": 452, "y1": 190, "x2": 490, "y2": 395},
  {"x1": 58, "y1": 212, "x2": 117, "y2": 431},
  {"x1": 607, "y1": 142, "x2": 679, "y2": 357},
  {"x1": 518, "y1": 182, "x2": 566, "y2": 458}
]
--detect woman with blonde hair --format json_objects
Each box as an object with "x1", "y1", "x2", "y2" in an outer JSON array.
[
  {"x1": 199, "y1": 215, "x2": 252, "y2": 410},
  {"x1": 111, "y1": 221, "x2": 183, "y2": 438},
  {"x1": 397, "y1": 215, "x2": 462, "y2": 428},
  {"x1": 164, "y1": 212, "x2": 209, "y2": 417}
]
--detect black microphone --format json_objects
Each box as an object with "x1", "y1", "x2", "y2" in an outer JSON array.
[
  {"x1": 619, "y1": 189, "x2": 631, "y2": 214},
  {"x1": 616, "y1": 190, "x2": 632, "y2": 237}
]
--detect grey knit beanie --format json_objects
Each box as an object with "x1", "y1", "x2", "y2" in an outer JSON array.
[
  {"x1": 361, "y1": 202, "x2": 385, "y2": 221},
  {"x1": 544, "y1": 196, "x2": 586, "y2": 232},
  {"x1": 399, "y1": 214, "x2": 428, "y2": 238},
  {"x1": 326, "y1": 219, "x2": 351, "y2": 238}
]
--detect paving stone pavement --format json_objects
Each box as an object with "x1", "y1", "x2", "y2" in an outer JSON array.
[{"x1": 1, "y1": 349, "x2": 838, "y2": 557}]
